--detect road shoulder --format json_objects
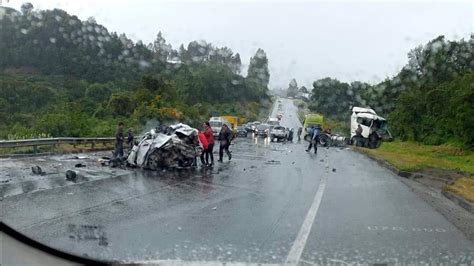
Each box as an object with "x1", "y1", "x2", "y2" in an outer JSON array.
[{"x1": 354, "y1": 147, "x2": 474, "y2": 241}]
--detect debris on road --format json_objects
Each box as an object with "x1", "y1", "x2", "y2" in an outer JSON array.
[
  {"x1": 265, "y1": 160, "x2": 281, "y2": 165},
  {"x1": 65, "y1": 170, "x2": 77, "y2": 181},
  {"x1": 31, "y1": 165, "x2": 45, "y2": 175}
]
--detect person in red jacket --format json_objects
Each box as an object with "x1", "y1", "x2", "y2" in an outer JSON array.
[
  {"x1": 203, "y1": 122, "x2": 215, "y2": 167},
  {"x1": 198, "y1": 130, "x2": 209, "y2": 167}
]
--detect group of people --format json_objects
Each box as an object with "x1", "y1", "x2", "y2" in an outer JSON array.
[
  {"x1": 197, "y1": 122, "x2": 234, "y2": 167},
  {"x1": 114, "y1": 120, "x2": 323, "y2": 167}
]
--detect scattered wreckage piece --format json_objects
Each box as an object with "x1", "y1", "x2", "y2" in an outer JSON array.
[
  {"x1": 31, "y1": 165, "x2": 45, "y2": 175},
  {"x1": 127, "y1": 123, "x2": 203, "y2": 170}
]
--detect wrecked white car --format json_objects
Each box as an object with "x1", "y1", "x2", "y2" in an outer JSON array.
[{"x1": 127, "y1": 123, "x2": 203, "y2": 169}]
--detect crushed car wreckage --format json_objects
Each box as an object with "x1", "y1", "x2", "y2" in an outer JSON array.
[{"x1": 126, "y1": 123, "x2": 203, "y2": 169}]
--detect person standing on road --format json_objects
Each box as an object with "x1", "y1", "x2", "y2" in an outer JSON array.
[
  {"x1": 114, "y1": 122, "x2": 125, "y2": 158},
  {"x1": 297, "y1": 127, "x2": 303, "y2": 141},
  {"x1": 198, "y1": 130, "x2": 209, "y2": 167},
  {"x1": 218, "y1": 124, "x2": 232, "y2": 162},
  {"x1": 203, "y1": 122, "x2": 215, "y2": 167},
  {"x1": 126, "y1": 128, "x2": 134, "y2": 150},
  {"x1": 305, "y1": 125, "x2": 320, "y2": 153}
]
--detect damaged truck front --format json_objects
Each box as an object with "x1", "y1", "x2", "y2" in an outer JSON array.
[
  {"x1": 350, "y1": 107, "x2": 393, "y2": 149},
  {"x1": 127, "y1": 123, "x2": 203, "y2": 169}
]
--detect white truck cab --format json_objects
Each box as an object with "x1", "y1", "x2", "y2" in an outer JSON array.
[{"x1": 350, "y1": 107, "x2": 392, "y2": 148}]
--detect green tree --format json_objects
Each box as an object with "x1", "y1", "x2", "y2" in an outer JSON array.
[
  {"x1": 108, "y1": 92, "x2": 135, "y2": 117},
  {"x1": 21, "y1": 2, "x2": 34, "y2": 15},
  {"x1": 287, "y1": 78, "x2": 298, "y2": 97},
  {"x1": 247, "y1": 48, "x2": 270, "y2": 89}
]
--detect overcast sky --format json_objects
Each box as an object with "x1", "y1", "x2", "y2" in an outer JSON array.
[{"x1": 4, "y1": 0, "x2": 473, "y2": 89}]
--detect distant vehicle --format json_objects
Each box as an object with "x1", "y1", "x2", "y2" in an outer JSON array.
[
  {"x1": 276, "y1": 113, "x2": 283, "y2": 120},
  {"x1": 270, "y1": 126, "x2": 288, "y2": 142},
  {"x1": 221, "y1": 115, "x2": 239, "y2": 131},
  {"x1": 243, "y1": 123, "x2": 253, "y2": 133},
  {"x1": 350, "y1": 107, "x2": 393, "y2": 148},
  {"x1": 303, "y1": 113, "x2": 324, "y2": 141},
  {"x1": 267, "y1": 117, "x2": 280, "y2": 127},
  {"x1": 249, "y1": 121, "x2": 261, "y2": 132},
  {"x1": 236, "y1": 126, "x2": 248, "y2": 137},
  {"x1": 209, "y1": 117, "x2": 229, "y2": 136},
  {"x1": 255, "y1": 124, "x2": 270, "y2": 138}
]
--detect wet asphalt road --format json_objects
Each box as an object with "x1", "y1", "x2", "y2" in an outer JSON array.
[{"x1": 1, "y1": 98, "x2": 473, "y2": 265}]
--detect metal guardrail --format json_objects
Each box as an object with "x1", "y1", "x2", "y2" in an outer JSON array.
[{"x1": 0, "y1": 137, "x2": 115, "y2": 150}]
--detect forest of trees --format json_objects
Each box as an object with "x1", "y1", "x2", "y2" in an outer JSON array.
[
  {"x1": 307, "y1": 36, "x2": 473, "y2": 147},
  {"x1": 0, "y1": 4, "x2": 271, "y2": 139}
]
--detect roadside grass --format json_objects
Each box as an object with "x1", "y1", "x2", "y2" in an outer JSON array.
[
  {"x1": 444, "y1": 177, "x2": 474, "y2": 202},
  {"x1": 358, "y1": 140, "x2": 474, "y2": 173}
]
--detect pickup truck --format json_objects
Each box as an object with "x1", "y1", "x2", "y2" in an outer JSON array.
[{"x1": 270, "y1": 126, "x2": 288, "y2": 142}]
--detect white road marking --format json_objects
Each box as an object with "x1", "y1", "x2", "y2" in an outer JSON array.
[{"x1": 285, "y1": 167, "x2": 329, "y2": 265}]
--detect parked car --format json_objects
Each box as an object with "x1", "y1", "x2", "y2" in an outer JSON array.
[
  {"x1": 236, "y1": 126, "x2": 248, "y2": 137},
  {"x1": 255, "y1": 124, "x2": 270, "y2": 138},
  {"x1": 244, "y1": 123, "x2": 254, "y2": 133},
  {"x1": 270, "y1": 126, "x2": 288, "y2": 142},
  {"x1": 249, "y1": 121, "x2": 261, "y2": 132}
]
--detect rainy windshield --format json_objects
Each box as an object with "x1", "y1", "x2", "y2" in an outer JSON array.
[{"x1": 1, "y1": 0, "x2": 473, "y2": 265}]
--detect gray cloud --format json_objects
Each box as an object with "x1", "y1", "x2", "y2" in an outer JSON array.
[{"x1": 5, "y1": 0, "x2": 472, "y2": 88}]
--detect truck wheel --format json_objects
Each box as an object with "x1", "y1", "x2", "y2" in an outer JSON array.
[
  {"x1": 368, "y1": 134, "x2": 379, "y2": 149},
  {"x1": 350, "y1": 136, "x2": 355, "y2": 145},
  {"x1": 319, "y1": 134, "x2": 329, "y2": 146}
]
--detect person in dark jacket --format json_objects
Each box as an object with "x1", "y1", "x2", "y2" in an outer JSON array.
[
  {"x1": 218, "y1": 124, "x2": 232, "y2": 162},
  {"x1": 114, "y1": 122, "x2": 125, "y2": 158},
  {"x1": 203, "y1": 122, "x2": 215, "y2": 167},
  {"x1": 297, "y1": 127, "x2": 303, "y2": 141},
  {"x1": 305, "y1": 125, "x2": 320, "y2": 153},
  {"x1": 126, "y1": 128, "x2": 134, "y2": 150}
]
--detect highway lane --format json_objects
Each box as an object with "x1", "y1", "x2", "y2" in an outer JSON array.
[{"x1": 1, "y1": 98, "x2": 473, "y2": 264}]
